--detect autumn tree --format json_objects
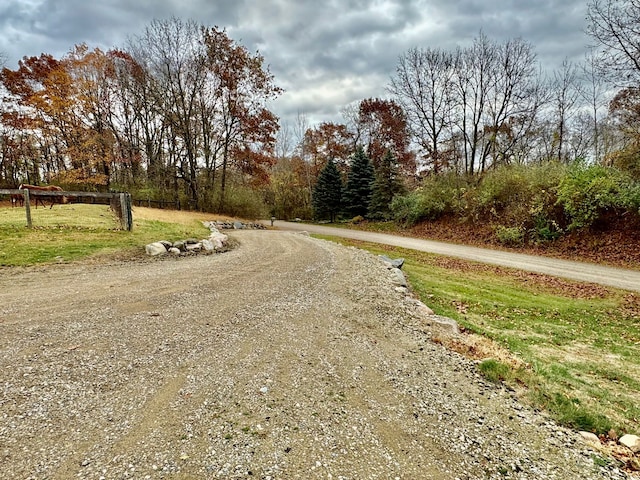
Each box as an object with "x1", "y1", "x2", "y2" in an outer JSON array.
[
  {"x1": 202, "y1": 26, "x2": 281, "y2": 210},
  {"x1": 607, "y1": 86, "x2": 640, "y2": 177},
  {"x1": 354, "y1": 98, "x2": 414, "y2": 175},
  {"x1": 300, "y1": 122, "x2": 354, "y2": 180}
]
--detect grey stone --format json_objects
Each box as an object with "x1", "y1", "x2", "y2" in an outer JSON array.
[
  {"x1": 379, "y1": 255, "x2": 405, "y2": 269},
  {"x1": 168, "y1": 247, "x2": 181, "y2": 255},
  {"x1": 391, "y1": 268, "x2": 407, "y2": 287},
  {"x1": 233, "y1": 221, "x2": 244, "y2": 229},
  {"x1": 185, "y1": 242, "x2": 202, "y2": 252},
  {"x1": 172, "y1": 240, "x2": 186, "y2": 251},
  {"x1": 426, "y1": 315, "x2": 459, "y2": 334}
]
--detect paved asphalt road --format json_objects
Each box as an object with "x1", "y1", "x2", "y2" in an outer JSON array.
[{"x1": 271, "y1": 221, "x2": 640, "y2": 293}]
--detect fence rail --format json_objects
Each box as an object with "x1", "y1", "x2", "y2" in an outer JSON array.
[
  {"x1": 0, "y1": 189, "x2": 133, "y2": 231},
  {"x1": 133, "y1": 198, "x2": 181, "y2": 210}
]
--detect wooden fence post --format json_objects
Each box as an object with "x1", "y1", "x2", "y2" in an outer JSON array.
[
  {"x1": 24, "y1": 190, "x2": 32, "y2": 228},
  {"x1": 119, "y1": 192, "x2": 133, "y2": 231}
]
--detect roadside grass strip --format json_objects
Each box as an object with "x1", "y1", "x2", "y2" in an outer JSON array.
[{"x1": 317, "y1": 235, "x2": 640, "y2": 436}]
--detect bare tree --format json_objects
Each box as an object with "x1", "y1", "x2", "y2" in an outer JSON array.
[
  {"x1": 551, "y1": 59, "x2": 582, "y2": 162},
  {"x1": 580, "y1": 50, "x2": 609, "y2": 162},
  {"x1": 587, "y1": 0, "x2": 640, "y2": 83},
  {"x1": 389, "y1": 47, "x2": 455, "y2": 173},
  {"x1": 128, "y1": 18, "x2": 208, "y2": 207},
  {"x1": 453, "y1": 34, "x2": 542, "y2": 173}
]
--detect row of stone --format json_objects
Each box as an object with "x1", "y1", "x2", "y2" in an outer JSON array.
[
  {"x1": 206, "y1": 221, "x2": 266, "y2": 230},
  {"x1": 379, "y1": 254, "x2": 459, "y2": 335},
  {"x1": 145, "y1": 222, "x2": 229, "y2": 256}
]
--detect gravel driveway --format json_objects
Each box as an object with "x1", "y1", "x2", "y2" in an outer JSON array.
[{"x1": 0, "y1": 230, "x2": 627, "y2": 479}]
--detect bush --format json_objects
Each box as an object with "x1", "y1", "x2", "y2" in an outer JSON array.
[
  {"x1": 466, "y1": 163, "x2": 567, "y2": 228},
  {"x1": 391, "y1": 191, "x2": 426, "y2": 227},
  {"x1": 495, "y1": 225, "x2": 525, "y2": 246},
  {"x1": 390, "y1": 173, "x2": 468, "y2": 227},
  {"x1": 219, "y1": 185, "x2": 269, "y2": 219},
  {"x1": 557, "y1": 163, "x2": 635, "y2": 230}
]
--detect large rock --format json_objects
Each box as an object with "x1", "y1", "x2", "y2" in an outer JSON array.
[
  {"x1": 210, "y1": 232, "x2": 228, "y2": 250},
  {"x1": 620, "y1": 434, "x2": 640, "y2": 453},
  {"x1": 390, "y1": 268, "x2": 407, "y2": 287},
  {"x1": 145, "y1": 242, "x2": 168, "y2": 256},
  {"x1": 379, "y1": 255, "x2": 405, "y2": 269},
  {"x1": 579, "y1": 431, "x2": 601, "y2": 445},
  {"x1": 201, "y1": 239, "x2": 214, "y2": 252},
  {"x1": 185, "y1": 242, "x2": 202, "y2": 252}
]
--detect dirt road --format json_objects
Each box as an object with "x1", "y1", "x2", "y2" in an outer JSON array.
[
  {"x1": 273, "y1": 221, "x2": 640, "y2": 292},
  {"x1": 0, "y1": 231, "x2": 626, "y2": 479}
]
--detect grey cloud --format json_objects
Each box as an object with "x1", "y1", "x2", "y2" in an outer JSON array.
[{"x1": 0, "y1": 0, "x2": 594, "y2": 126}]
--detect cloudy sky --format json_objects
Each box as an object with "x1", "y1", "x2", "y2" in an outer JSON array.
[{"x1": 0, "y1": 0, "x2": 593, "y2": 127}]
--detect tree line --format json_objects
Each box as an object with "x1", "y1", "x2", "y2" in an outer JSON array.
[
  {"x1": 0, "y1": 18, "x2": 280, "y2": 212},
  {"x1": 1, "y1": 1, "x2": 640, "y2": 225}
]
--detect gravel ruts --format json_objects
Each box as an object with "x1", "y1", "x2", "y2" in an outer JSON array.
[{"x1": 0, "y1": 230, "x2": 627, "y2": 479}]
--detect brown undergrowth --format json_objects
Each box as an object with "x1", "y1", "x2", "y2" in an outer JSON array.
[{"x1": 408, "y1": 214, "x2": 640, "y2": 270}]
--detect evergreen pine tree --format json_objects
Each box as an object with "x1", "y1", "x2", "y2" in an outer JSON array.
[
  {"x1": 342, "y1": 146, "x2": 375, "y2": 218},
  {"x1": 368, "y1": 150, "x2": 406, "y2": 219},
  {"x1": 312, "y1": 159, "x2": 343, "y2": 222}
]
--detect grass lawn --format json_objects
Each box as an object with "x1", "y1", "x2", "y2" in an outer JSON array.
[
  {"x1": 0, "y1": 204, "x2": 228, "y2": 266},
  {"x1": 317, "y1": 236, "x2": 640, "y2": 437}
]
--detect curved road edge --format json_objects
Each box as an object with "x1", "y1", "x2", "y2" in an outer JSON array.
[{"x1": 270, "y1": 220, "x2": 640, "y2": 293}]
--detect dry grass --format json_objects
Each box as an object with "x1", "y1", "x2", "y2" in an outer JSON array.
[{"x1": 132, "y1": 206, "x2": 237, "y2": 225}]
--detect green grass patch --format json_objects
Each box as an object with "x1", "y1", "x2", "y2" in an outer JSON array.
[
  {"x1": 0, "y1": 204, "x2": 211, "y2": 266},
  {"x1": 315, "y1": 235, "x2": 640, "y2": 436}
]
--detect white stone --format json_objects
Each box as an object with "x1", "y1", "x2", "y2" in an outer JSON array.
[
  {"x1": 416, "y1": 302, "x2": 435, "y2": 316},
  {"x1": 168, "y1": 247, "x2": 181, "y2": 255},
  {"x1": 201, "y1": 239, "x2": 214, "y2": 252},
  {"x1": 145, "y1": 242, "x2": 167, "y2": 256},
  {"x1": 620, "y1": 434, "x2": 640, "y2": 453},
  {"x1": 579, "y1": 431, "x2": 600, "y2": 445}
]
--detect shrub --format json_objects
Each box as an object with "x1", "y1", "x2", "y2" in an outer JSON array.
[
  {"x1": 218, "y1": 184, "x2": 268, "y2": 219},
  {"x1": 391, "y1": 191, "x2": 426, "y2": 227},
  {"x1": 557, "y1": 163, "x2": 635, "y2": 230},
  {"x1": 530, "y1": 215, "x2": 563, "y2": 243},
  {"x1": 467, "y1": 163, "x2": 567, "y2": 229},
  {"x1": 390, "y1": 173, "x2": 468, "y2": 227},
  {"x1": 495, "y1": 225, "x2": 525, "y2": 246}
]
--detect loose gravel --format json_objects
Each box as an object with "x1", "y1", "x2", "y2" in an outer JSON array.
[{"x1": 0, "y1": 230, "x2": 628, "y2": 479}]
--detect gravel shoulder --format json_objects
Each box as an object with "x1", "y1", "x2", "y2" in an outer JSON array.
[
  {"x1": 272, "y1": 221, "x2": 640, "y2": 292},
  {"x1": 0, "y1": 231, "x2": 627, "y2": 479}
]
